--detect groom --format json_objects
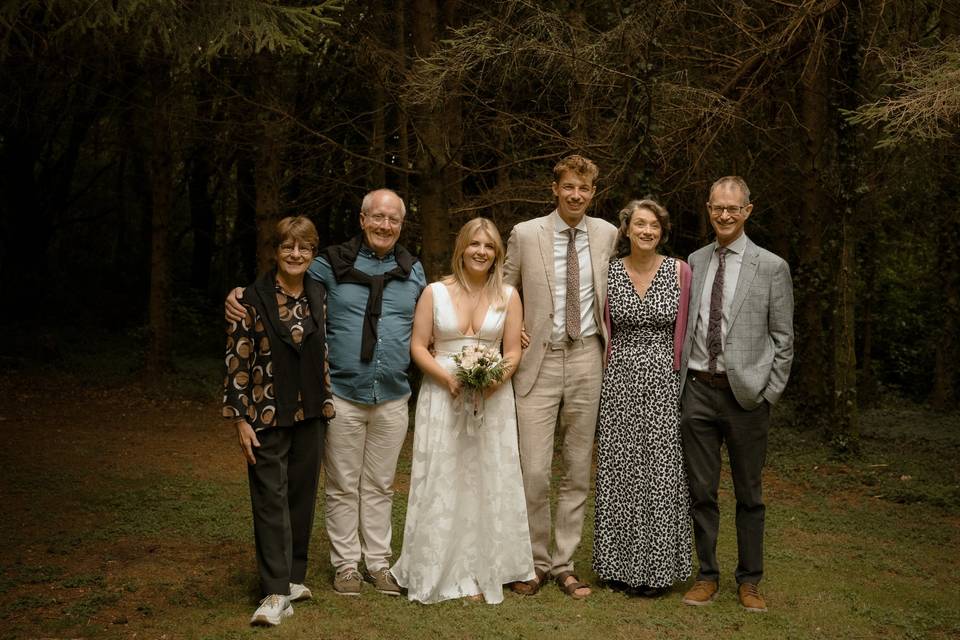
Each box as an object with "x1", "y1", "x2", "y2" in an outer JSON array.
[{"x1": 503, "y1": 155, "x2": 617, "y2": 598}]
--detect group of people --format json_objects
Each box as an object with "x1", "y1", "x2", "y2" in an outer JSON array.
[{"x1": 222, "y1": 155, "x2": 794, "y2": 626}]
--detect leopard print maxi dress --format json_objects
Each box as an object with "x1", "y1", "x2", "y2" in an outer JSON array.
[{"x1": 592, "y1": 257, "x2": 692, "y2": 589}]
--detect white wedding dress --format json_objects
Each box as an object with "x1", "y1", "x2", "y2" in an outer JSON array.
[{"x1": 390, "y1": 283, "x2": 534, "y2": 604}]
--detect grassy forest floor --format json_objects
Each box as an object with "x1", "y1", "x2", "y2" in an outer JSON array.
[{"x1": 0, "y1": 337, "x2": 958, "y2": 640}]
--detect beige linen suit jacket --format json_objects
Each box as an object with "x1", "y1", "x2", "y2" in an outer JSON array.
[
  {"x1": 503, "y1": 212, "x2": 618, "y2": 397},
  {"x1": 679, "y1": 237, "x2": 795, "y2": 410}
]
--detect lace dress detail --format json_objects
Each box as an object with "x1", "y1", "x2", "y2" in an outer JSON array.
[{"x1": 390, "y1": 283, "x2": 534, "y2": 603}]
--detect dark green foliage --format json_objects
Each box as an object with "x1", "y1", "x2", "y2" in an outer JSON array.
[{"x1": 0, "y1": 0, "x2": 957, "y2": 450}]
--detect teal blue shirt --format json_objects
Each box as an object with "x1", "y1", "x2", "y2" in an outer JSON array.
[{"x1": 307, "y1": 245, "x2": 426, "y2": 405}]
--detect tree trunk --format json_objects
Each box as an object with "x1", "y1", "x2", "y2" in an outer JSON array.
[
  {"x1": 829, "y1": 0, "x2": 863, "y2": 450},
  {"x1": 930, "y1": 153, "x2": 959, "y2": 409},
  {"x1": 255, "y1": 116, "x2": 283, "y2": 275},
  {"x1": 253, "y1": 53, "x2": 288, "y2": 275},
  {"x1": 441, "y1": 0, "x2": 464, "y2": 232},
  {"x1": 395, "y1": 0, "x2": 411, "y2": 205},
  {"x1": 858, "y1": 240, "x2": 878, "y2": 405},
  {"x1": 831, "y1": 208, "x2": 858, "y2": 449},
  {"x1": 411, "y1": 0, "x2": 451, "y2": 280},
  {"x1": 930, "y1": 4, "x2": 959, "y2": 409},
  {"x1": 235, "y1": 148, "x2": 258, "y2": 286},
  {"x1": 145, "y1": 79, "x2": 174, "y2": 374},
  {"x1": 793, "y1": 26, "x2": 830, "y2": 430},
  {"x1": 188, "y1": 84, "x2": 216, "y2": 294},
  {"x1": 566, "y1": 5, "x2": 590, "y2": 149},
  {"x1": 494, "y1": 117, "x2": 513, "y2": 225},
  {"x1": 0, "y1": 132, "x2": 43, "y2": 306},
  {"x1": 370, "y1": 83, "x2": 387, "y2": 188},
  {"x1": 368, "y1": 0, "x2": 387, "y2": 189},
  {"x1": 188, "y1": 149, "x2": 215, "y2": 292}
]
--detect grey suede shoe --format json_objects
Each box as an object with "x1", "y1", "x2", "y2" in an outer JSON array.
[{"x1": 367, "y1": 568, "x2": 401, "y2": 596}]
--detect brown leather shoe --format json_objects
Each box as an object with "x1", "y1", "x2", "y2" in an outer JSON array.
[
  {"x1": 738, "y1": 583, "x2": 767, "y2": 612},
  {"x1": 681, "y1": 580, "x2": 718, "y2": 606}
]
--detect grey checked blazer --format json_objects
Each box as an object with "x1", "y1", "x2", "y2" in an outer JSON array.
[{"x1": 679, "y1": 236, "x2": 795, "y2": 409}]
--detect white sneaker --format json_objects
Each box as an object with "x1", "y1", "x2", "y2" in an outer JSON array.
[
  {"x1": 289, "y1": 583, "x2": 312, "y2": 601},
  {"x1": 249, "y1": 594, "x2": 293, "y2": 626}
]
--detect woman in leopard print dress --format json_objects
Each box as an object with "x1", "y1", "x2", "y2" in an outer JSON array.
[{"x1": 593, "y1": 199, "x2": 692, "y2": 594}]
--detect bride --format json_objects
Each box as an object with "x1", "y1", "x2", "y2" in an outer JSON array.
[{"x1": 390, "y1": 217, "x2": 534, "y2": 604}]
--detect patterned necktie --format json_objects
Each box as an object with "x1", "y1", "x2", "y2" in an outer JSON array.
[
  {"x1": 565, "y1": 228, "x2": 581, "y2": 340},
  {"x1": 707, "y1": 247, "x2": 727, "y2": 374}
]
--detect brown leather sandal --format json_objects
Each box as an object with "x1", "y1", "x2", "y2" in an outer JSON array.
[
  {"x1": 510, "y1": 568, "x2": 547, "y2": 596},
  {"x1": 555, "y1": 571, "x2": 591, "y2": 599}
]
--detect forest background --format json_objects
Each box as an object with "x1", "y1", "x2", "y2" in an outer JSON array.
[
  {"x1": 1, "y1": 2, "x2": 959, "y2": 638},
  {"x1": 3, "y1": 0, "x2": 959, "y2": 448}
]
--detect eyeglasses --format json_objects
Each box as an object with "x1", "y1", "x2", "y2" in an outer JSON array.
[
  {"x1": 707, "y1": 204, "x2": 748, "y2": 216},
  {"x1": 279, "y1": 242, "x2": 316, "y2": 256},
  {"x1": 363, "y1": 212, "x2": 403, "y2": 227}
]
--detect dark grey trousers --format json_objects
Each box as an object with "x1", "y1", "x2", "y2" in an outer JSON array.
[
  {"x1": 679, "y1": 376, "x2": 769, "y2": 585},
  {"x1": 247, "y1": 418, "x2": 325, "y2": 597}
]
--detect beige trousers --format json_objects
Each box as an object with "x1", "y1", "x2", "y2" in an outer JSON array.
[
  {"x1": 515, "y1": 336, "x2": 603, "y2": 577},
  {"x1": 324, "y1": 394, "x2": 409, "y2": 574}
]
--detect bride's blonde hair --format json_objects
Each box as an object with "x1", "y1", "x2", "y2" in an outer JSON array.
[{"x1": 444, "y1": 217, "x2": 507, "y2": 310}]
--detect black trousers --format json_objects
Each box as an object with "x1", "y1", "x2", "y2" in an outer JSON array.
[
  {"x1": 247, "y1": 418, "x2": 326, "y2": 597},
  {"x1": 679, "y1": 376, "x2": 769, "y2": 585}
]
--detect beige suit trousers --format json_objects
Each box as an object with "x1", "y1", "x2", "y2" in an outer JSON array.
[
  {"x1": 324, "y1": 394, "x2": 409, "y2": 574},
  {"x1": 516, "y1": 336, "x2": 603, "y2": 576}
]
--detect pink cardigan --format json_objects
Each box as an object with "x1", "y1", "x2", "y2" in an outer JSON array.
[{"x1": 604, "y1": 258, "x2": 692, "y2": 371}]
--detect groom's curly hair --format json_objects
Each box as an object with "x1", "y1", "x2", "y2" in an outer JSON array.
[{"x1": 552, "y1": 155, "x2": 599, "y2": 185}]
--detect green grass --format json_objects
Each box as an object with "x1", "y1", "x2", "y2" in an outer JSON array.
[
  {"x1": 0, "y1": 469, "x2": 249, "y2": 553},
  {"x1": 62, "y1": 574, "x2": 106, "y2": 589},
  {"x1": 63, "y1": 592, "x2": 120, "y2": 619},
  {"x1": 0, "y1": 366, "x2": 957, "y2": 639}
]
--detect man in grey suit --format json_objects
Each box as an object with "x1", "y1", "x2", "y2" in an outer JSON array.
[
  {"x1": 503, "y1": 155, "x2": 618, "y2": 599},
  {"x1": 678, "y1": 176, "x2": 794, "y2": 612}
]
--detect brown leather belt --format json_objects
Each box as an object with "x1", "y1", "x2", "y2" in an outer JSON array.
[{"x1": 689, "y1": 370, "x2": 730, "y2": 389}]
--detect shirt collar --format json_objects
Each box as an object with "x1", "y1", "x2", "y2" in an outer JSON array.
[
  {"x1": 715, "y1": 233, "x2": 748, "y2": 256},
  {"x1": 358, "y1": 241, "x2": 395, "y2": 260},
  {"x1": 274, "y1": 280, "x2": 306, "y2": 302},
  {"x1": 550, "y1": 209, "x2": 588, "y2": 234}
]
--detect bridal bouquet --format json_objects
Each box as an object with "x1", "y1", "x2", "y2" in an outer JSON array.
[
  {"x1": 452, "y1": 344, "x2": 507, "y2": 390},
  {"x1": 451, "y1": 344, "x2": 508, "y2": 435}
]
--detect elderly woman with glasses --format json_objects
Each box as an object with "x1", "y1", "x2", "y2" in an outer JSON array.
[{"x1": 222, "y1": 216, "x2": 335, "y2": 627}]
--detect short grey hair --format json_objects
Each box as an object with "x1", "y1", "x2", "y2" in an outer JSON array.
[
  {"x1": 708, "y1": 176, "x2": 751, "y2": 204},
  {"x1": 361, "y1": 189, "x2": 406, "y2": 217}
]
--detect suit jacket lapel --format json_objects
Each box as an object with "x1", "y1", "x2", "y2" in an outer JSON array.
[
  {"x1": 537, "y1": 217, "x2": 556, "y2": 308},
  {"x1": 586, "y1": 217, "x2": 607, "y2": 311},
  {"x1": 728, "y1": 240, "x2": 759, "y2": 326},
  {"x1": 686, "y1": 246, "x2": 711, "y2": 336}
]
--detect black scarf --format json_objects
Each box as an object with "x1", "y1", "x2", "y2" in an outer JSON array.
[{"x1": 324, "y1": 235, "x2": 418, "y2": 363}]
